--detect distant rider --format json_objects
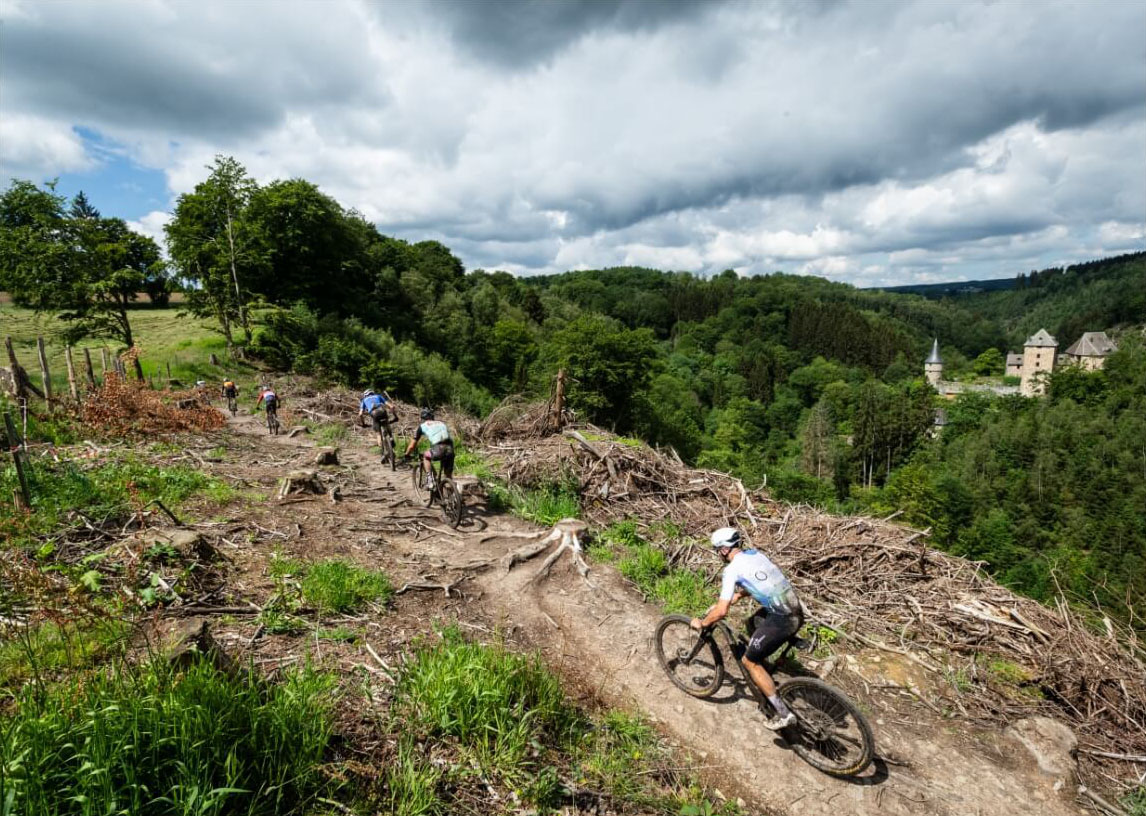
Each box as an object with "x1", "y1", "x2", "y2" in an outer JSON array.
[
  {"x1": 221, "y1": 377, "x2": 238, "y2": 402},
  {"x1": 403, "y1": 408, "x2": 454, "y2": 488},
  {"x1": 359, "y1": 389, "x2": 398, "y2": 450},
  {"x1": 692, "y1": 527, "x2": 804, "y2": 730},
  {"x1": 255, "y1": 384, "x2": 280, "y2": 422}
]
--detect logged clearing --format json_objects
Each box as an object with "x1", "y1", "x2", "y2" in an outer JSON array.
[{"x1": 4, "y1": 379, "x2": 1142, "y2": 815}]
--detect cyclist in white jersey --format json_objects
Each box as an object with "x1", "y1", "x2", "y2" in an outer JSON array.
[
  {"x1": 691, "y1": 526, "x2": 803, "y2": 729},
  {"x1": 403, "y1": 408, "x2": 454, "y2": 487}
]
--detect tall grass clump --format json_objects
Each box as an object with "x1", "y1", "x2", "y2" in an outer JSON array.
[
  {"x1": 0, "y1": 657, "x2": 336, "y2": 816},
  {"x1": 300, "y1": 560, "x2": 393, "y2": 615},
  {"x1": 594, "y1": 521, "x2": 711, "y2": 615},
  {"x1": 392, "y1": 628, "x2": 581, "y2": 775}
]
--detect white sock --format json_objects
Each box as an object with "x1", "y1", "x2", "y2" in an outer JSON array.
[{"x1": 768, "y1": 694, "x2": 790, "y2": 716}]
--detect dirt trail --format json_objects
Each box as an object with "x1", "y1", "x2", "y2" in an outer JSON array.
[{"x1": 228, "y1": 412, "x2": 1085, "y2": 816}]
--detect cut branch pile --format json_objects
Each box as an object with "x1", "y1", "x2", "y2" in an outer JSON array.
[
  {"x1": 83, "y1": 373, "x2": 225, "y2": 434},
  {"x1": 477, "y1": 397, "x2": 560, "y2": 441},
  {"x1": 482, "y1": 416, "x2": 1146, "y2": 790},
  {"x1": 486, "y1": 425, "x2": 758, "y2": 533}
]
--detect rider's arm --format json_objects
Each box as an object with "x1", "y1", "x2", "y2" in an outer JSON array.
[
  {"x1": 692, "y1": 569, "x2": 740, "y2": 629},
  {"x1": 403, "y1": 426, "x2": 423, "y2": 457}
]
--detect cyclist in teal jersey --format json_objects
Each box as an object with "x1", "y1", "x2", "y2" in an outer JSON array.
[{"x1": 403, "y1": 408, "x2": 454, "y2": 487}]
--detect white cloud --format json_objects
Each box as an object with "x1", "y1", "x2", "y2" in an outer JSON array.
[
  {"x1": 0, "y1": 114, "x2": 94, "y2": 180},
  {"x1": 1, "y1": 0, "x2": 1143, "y2": 285},
  {"x1": 127, "y1": 209, "x2": 172, "y2": 250}
]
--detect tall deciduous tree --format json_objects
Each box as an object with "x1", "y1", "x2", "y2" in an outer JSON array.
[{"x1": 165, "y1": 156, "x2": 260, "y2": 355}]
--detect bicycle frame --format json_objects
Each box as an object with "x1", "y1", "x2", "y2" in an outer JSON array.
[{"x1": 696, "y1": 621, "x2": 798, "y2": 707}]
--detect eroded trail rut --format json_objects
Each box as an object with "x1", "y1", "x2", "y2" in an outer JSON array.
[{"x1": 229, "y1": 413, "x2": 1082, "y2": 816}]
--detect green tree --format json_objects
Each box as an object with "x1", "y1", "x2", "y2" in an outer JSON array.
[
  {"x1": 541, "y1": 314, "x2": 658, "y2": 431},
  {"x1": 972, "y1": 347, "x2": 1004, "y2": 376},
  {"x1": 165, "y1": 156, "x2": 261, "y2": 354},
  {"x1": 0, "y1": 182, "x2": 163, "y2": 378}
]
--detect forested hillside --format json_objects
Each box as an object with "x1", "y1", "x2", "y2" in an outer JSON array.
[{"x1": 3, "y1": 168, "x2": 1143, "y2": 628}]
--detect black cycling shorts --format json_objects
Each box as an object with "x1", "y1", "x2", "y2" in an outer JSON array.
[
  {"x1": 264, "y1": 399, "x2": 277, "y2": 413},
  {"x1": 744, "y1": 606, "x2": 803, "y2": 664},
  {"x1": 370, "y1": 407, "x2": 391, "y2": 433},
  {"x1": 425, "y1": 442, "x2": 454, "y2": 476}
]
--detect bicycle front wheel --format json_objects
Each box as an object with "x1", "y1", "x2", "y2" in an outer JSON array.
[
  {"x1": 411, "y1": 465, "x2": 433, "y2": 506},
  {"x1": 654, "y1": 614, "x2": 724, "y2": 698},
  {"x1": 778, "y1": 677, "x2": 874, "y2": 776},
  {"x1": 438, "y1": 479, "x2": 463, "y2": 528}
]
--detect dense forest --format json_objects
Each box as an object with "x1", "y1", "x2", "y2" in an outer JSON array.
[{"x1": 2, "y1": 165, "x2": 1144, "y2": 626}]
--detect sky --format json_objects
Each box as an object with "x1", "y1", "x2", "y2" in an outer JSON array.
[{"x1": 1, "y1": 0, "x2": 1144, "y2": 287}]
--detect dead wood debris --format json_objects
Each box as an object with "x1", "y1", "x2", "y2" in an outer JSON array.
[{"x1": 480, "y1": 410, "x2": 1146, "y2": 792}]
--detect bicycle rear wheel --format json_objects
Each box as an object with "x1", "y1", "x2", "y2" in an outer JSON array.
[
  {"x1": 381, "y1": 434, "x2": 396, "y2": 471},
  {"x1": 438, "y1": 478, "x2": 463, "y2": 528},
  {"x1": 778, "y1": 677, "x2": 874, "y2": 776},
  {"x1": 654, "y1": 614, "x2": 724, "y2": 699}
]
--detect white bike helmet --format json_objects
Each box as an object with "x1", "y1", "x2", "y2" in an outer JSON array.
[
  {"x1": 363, "y1": 389, "x2": 375, "y2": 398},
  {"x1": 710, "y1": 527, "x2": 741, "y2": 550}
]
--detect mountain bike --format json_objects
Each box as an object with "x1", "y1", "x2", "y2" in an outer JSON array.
[
  {"x1": 409, "y1": 453, "x2": 463, "y2": 528},
  {"x1": 266, "y1": 406, "x2": 281, "y2": 436},
  {"x1": 226, "y1": 395, "x2": 238, "y2": 416},
  {"x1": 655, "y1": 614, "x2": 875, "y2": 777}
]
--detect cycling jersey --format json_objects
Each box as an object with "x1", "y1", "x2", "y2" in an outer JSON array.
[
  {"x1": 417, "y1": 420, "x2": 450, "y2": 445},
  {"x1": 261, "y1": 390, "x2": 277, "y2": 408},
  {"x1": 360, "y1": 394, "x2": 388, "y2": 413},
  {"x1": 719, "y1": 549, "x2": 800, "y2": 617}
]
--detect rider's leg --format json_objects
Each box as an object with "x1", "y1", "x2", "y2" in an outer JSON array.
[{"x1": 744, "y1": 610, "x2": 801, "y2": 726}]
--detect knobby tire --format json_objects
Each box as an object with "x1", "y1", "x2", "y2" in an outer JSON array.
[
  {"x1": 411, "y1": 465, "x2": 433, "y2": 507},
  {"x1": 438, "y1": 478, "x2": 463, "y2": 528},
  {"x1": 381, "y1": 434, "x2": 396, "y2": 471},
  {"x1": 778, "y1": 677, "x2": 875, "y2": 776},
  {"x1": 655, "y1": 614, "x2": 725, "y2": 698}
]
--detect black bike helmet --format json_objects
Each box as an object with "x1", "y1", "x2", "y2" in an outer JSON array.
[{"x1": 420, "y1": 407, "x2": 434, "y2": 421}]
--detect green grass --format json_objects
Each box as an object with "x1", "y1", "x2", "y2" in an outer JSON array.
[
  {"x1": 0, "y1": 618, "x2": 129, "y2": 687},
  {"x1": 0, "y1": 656, "x2": 336, "y2": 816},
  {"x1": 0, "y1": 303, "x2": 261, "y2": 394},
  {"x1": 386, "y1": 628, "x2": 738, "y2": 814},
  {"x1": 1123, "y1": 786, "x2": 1146, "y2": 816},
  {"x1": 313, "y1": 423, "x2": 350, "y2": 446},
  {"x1": 300, "y1": 560, "x2": 393, "y2": 615},
  {"x1": 593, "y1": 522, "x2": 711, "y2": 616},
  {"x1": 1, "y1": 451, "x2": 233, "y2": 550}
]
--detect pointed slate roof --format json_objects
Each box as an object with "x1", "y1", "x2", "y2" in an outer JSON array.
[
  {"x1": 925, "y1": 338, "x2": 942, "y2": 364},
  {"x1": 1064, "y1": 331, "x2": 1117, "y2": 358},
  {"x1": 1006, "y1": 353, "x2": 1023, "y2": 366},
  {"x1": 1024, "y1": 329, "x2": 1058, "y2": 348}
]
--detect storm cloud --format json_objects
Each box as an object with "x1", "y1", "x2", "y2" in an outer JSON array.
[{"x1": 1, "y1": 0, "x2": 1143, "y2": 285}]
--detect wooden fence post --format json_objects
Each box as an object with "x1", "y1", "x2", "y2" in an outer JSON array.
[
  {"x1": 3, "y1": 411, "x2": 32, "y2": 510},
  {"x1": 83, "y1": 347, "x2": 98, "y2": 389},
  {"x1": 4, "y1": 336, "x2": 29, "y2": 403},
  {"x1": 552, "y1": 369, "x2": 566, "y2": 429},
  {"x1": 64, "y1": 346, "x2": 79, "y2": 401},
  {"x1": 36, "y1": 337, "x2": 53, "y2": 410},
  {"x1": 100, "y1": 347, "x2": 109, "y2": 379}
]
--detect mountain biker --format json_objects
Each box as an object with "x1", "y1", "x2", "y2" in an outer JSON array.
[
  {"x1": 255, "y1": 385, "x2": 280, "y2": 422},
  {"x1": 403, "y1": 408, "x2": 454, "y2": 488},
  {"x1": 221, "y1": 377, "x2": 238, "y2": 402},
  {"x1": 691, "y1": 527, "x2": 803, "y2": 730},
  {"x1": 359, "y1": 389, "x2": 398, "y2": 449}
]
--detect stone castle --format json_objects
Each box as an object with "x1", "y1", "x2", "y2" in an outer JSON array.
[{"x1": 925, "y1": 330, "x2": 1117, "y2": 398}]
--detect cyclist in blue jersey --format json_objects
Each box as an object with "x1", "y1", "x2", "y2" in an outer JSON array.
[
  {"x1": 403, "y1": 408, "x2": 454, "y2": 488},
  {"x1": 358, "y1": 389, "x2": 398, "y2": 449},
  {"x1": 691, "y1": 527, "x2": 803, "y2": 729}
]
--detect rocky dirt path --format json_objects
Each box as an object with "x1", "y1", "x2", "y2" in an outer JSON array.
[{"x1": 224, "y1": 410, "x2": 1085, "y2": 816}]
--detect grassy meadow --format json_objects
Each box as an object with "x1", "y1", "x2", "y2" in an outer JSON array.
[{"x1": 0, "y1": 303, "x2": 261, "y2": 394}]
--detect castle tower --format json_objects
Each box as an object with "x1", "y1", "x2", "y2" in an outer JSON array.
[
  {"x1": 1020, "y1": 329, "x2": 1057, "y2": 396},
  {"x1": 924, "y1": 338, "x2": 943, "y2": 387}
]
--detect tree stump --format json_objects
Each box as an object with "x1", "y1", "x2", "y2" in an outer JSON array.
[
  {"x1": 313, "y1": 447, "x2": 340, "y2": 466},
  {"x1": 503, "y1": 518, "x2": 596, "y2": 588},
  {"x1": 277, "y1": 469, "x2": 324, "y2": 499}
]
